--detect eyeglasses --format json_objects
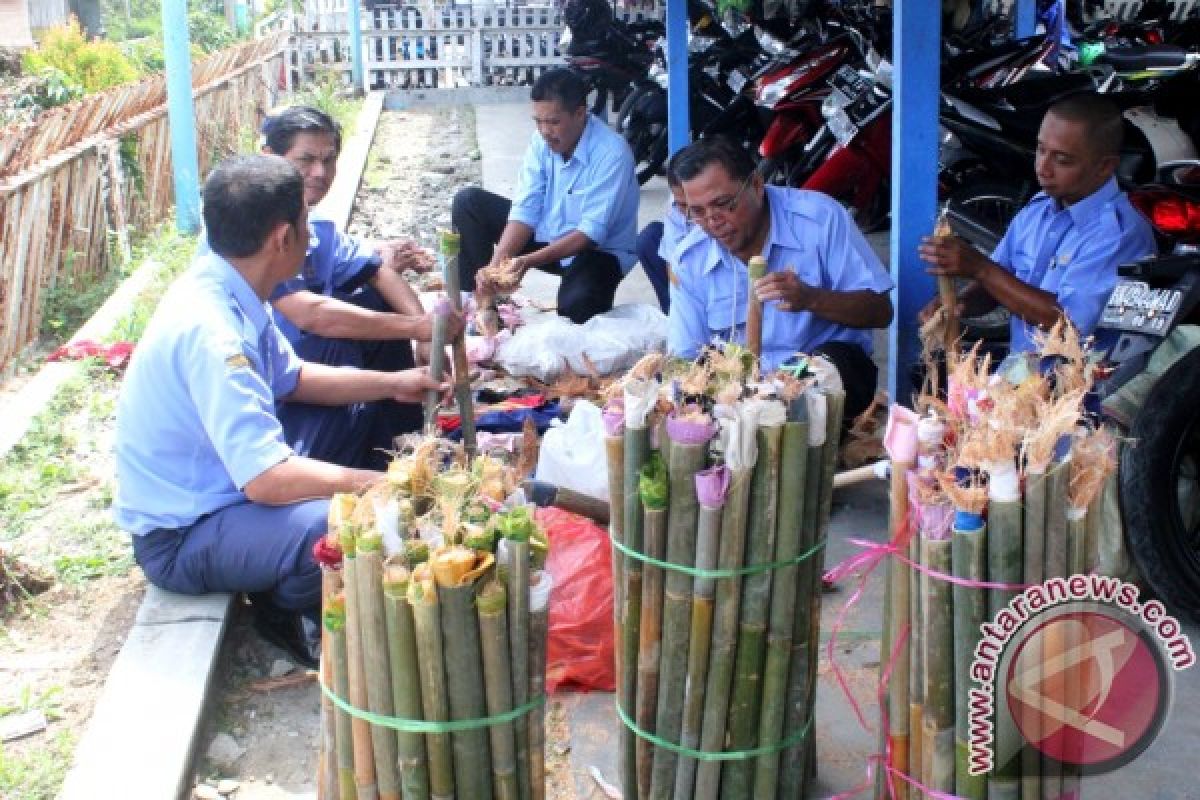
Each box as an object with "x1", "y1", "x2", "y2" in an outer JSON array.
[{"x1": 684, "y1": 173, "x2": 754, "y2": 223}]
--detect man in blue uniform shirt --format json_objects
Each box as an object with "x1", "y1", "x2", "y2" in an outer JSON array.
[
  {"x1": 115, "y1": 155, "x2": 445, "y2": 668},
  {"x1": 919, "y1": 92, "x2": 1155, "y2": 352},
  {"x1": 260, "y1": 107, "x2": 464, "y2": 469},
  {"x1": 634, "y1": 162, "x2": 689, "y2": 312},
  {"x1": 451, "y1": 68, "x2": 640, "y2": 323},
  {"x1": 668, "y1": 136, "x2": 894, "y2": 421}
]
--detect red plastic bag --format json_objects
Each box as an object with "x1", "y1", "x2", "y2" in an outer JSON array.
[{"x1": 536, "y1": 506, "x2": 615, "y2": 693}]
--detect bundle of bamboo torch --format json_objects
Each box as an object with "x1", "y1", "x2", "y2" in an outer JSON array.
[
  {"x1": 314, "y1": 440, "x2": 552, "y2": 800},
  {"x1": 876, "y1": 322, "x2": 1118, "y2": 800},
  {"x1": 604, "y1": 346, "x2": 846, "y2": 800}
]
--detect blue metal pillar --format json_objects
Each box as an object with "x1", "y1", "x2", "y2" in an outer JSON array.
[
  {"x1": 235, "y1": 2, "x2": 249, "y2": 35},
  {"x1": 665, "y1": 0, "x2": 690, "y2": 155},
  {"x1": 162, "y1": 0, "x2": 201, "y2": 234},
  {"x1": 348, "y1": 0, "x2": 366, "y2": 92},
  {"x1": 888, "y1": 0, "x2": 941, "y2": 404},
  {"x1": 1015, "y1": 0, "x2": 1037, "y2": 38}
]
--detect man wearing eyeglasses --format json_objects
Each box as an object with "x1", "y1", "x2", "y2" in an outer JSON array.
[
  {"x1": 668, "y1": 136, "x2": 894, "y2": 421},
  {"x1": 451, "y1": 68, "x2": 639, "y2": 323}
]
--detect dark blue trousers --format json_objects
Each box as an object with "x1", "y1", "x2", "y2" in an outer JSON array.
[
  {"x1": 132, "y1": 499, "x2": 329, "y2": 614},
  {"x1": 635, "y1": 221, "x2": 671, "y2": 313},
  {"x1": 278, "y1": 286, "x2": 422, "y2": 470}
]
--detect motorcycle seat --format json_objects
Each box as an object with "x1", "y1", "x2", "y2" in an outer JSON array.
[
  {"x1": 992, "y1": 72, "x2": 1096, "y2": 111},
  {"x1": 1098, "y1": 45, "x2": 1190, "y2": 71},
  {"x1": 1118, "y1": 252, "x2": 1198, "y2": 280}
]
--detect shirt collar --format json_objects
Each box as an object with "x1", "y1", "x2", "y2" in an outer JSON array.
[
  {"x1": 201, "y1": 251, "x2": 272, "y2": 335},
  {"x1": 1032, "y1": 176, "x2": 1121, "y2": 226},
  {"x1": 562, "y1": 115, "x2": 599, "y2": 167}
]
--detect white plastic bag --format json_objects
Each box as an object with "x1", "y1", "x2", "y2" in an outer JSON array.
[
  {"x1": 535, "y1": 400, "x2": 610, "y2": 502},
  {"x1": 495, "y1": 303, "x2": 667, "y2": 382}
]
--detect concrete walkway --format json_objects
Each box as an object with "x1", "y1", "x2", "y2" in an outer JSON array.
[{"x1": 473, "y1": 100, "x2": 1200, "y2": 799}]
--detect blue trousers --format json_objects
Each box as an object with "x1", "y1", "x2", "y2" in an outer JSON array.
[
  {"x1": 635, "y1": 221, "x2": 671, "y2": 313},
  {"x1": 132, "y1": 499, "x2": 330, "y2": 613},
  {"x1": 278, "y1": 287, "x2": 422, "y2": 470}
]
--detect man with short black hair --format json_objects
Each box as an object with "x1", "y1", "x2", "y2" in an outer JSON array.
[
  {"x1": 256, "y1": 105, "x2": 464, "y2": 469},
  {"x1": 667, "y1": 136, "x2": 894, "y2": 421},
  {"x1": 919, "y1": 92, "x2": 1155, "y2": 351},
  {"x1": 451, "y1": 68, "x2": 640, "y2": 323},
  {"x1": 115, "y1": 155, "x2": 446, "y2": 668}
]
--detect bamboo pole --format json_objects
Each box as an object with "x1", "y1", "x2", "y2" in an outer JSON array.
[
  {"x1": 746, "y1": 256, "x2": 767, "y2": 366},
  {"x1": 934, "y1": 211, "x2": 960, "y2": 351},
  {"x1": 341, "y1": 529, "x2": 380, "y2": 800},
  {"x1": 619, "y1": 385, "x2": 654, "y2": 798},
  {"x1": 637, "y1": 455, "x2": 669, "y2": 799},
  {"x1": 505, "y1": 537, "x2": 533, "y2": 800},
  {"x1": 922, "y1": 523, "x2": 955, "y2": 793},
  {"x1": 720, "y1": 420, "x2": 784, "y2": 800},
  {"x1": 478, "y1": 580, "x2": 520, "y2": 800},
  {"x1": 408, "y1": 574, "x2": 455, "y2": 800},
  {"x1": 1040, "y1": 459, "x2": 1070, "y2": 800},
  {"x1": 694, "y1": 464, "x2": 753, "y2": 800},
  {"x1": 952, "y1": 513, "x2": 988, "y2": 800},
  {"x1": 675, "y1": 464, "x2": 732, "y2": 798},
  {"x1": 794, "y1": 390, "x2": 845, "y2": 796},
  {"x1": 989, "y1": 482, "x2": 1024, "y2": 800},
  {"x1": 382, "y1": 561, "x2": 430, "y2": 800},
  {"x1": 424, "y1": 300, "x2": 450, "y2": 432},
  {"x1": 529, "y1": 571, "x2": 554, "y2": 800},
  {"x1": 1061, "y1": 506, "x2": 1088, "y2": 800},
  {"x1": 649, "y1": 424, "x2": 711, "y2": 799},
  {"x1": 319, "y1": 567, "x2": 342, "y2": 800},
  {"x1": 885, "y1": 433, "x2": 916, "y2": 800},
  {"x1": 326, "y1": 592, "x2": 358, "y2": 800},
  {"x1": 752, "y1": 416, "x2": 809, "y2": 799},
  {"x1": 1022, "y1": 468, "x2": 1047, "y2": 800},
  {"x1": 437, "y1": 577, "x2": 493, "y2": 800},
  {"x1": 356, "y1": 536, "x2": 401, "y2": 800},
  {"x1": 439, "y1": 229, "x2": 476, "y2": 454}
]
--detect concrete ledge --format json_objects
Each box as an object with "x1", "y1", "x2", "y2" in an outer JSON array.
[
  {"x1": 385, "y1": 85, "x2": 531, "y2": 109},
  {"x1": 315, "y1": 89, "x2": 386, "y2": 229},
  {"x1": 59, "y1": 587, "x2": 235, "y2": 800}
]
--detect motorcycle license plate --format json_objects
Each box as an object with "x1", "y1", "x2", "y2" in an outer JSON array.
[
  {"x1": 727, "y1": 69, "x2": 747, "y2": 94},
  {"x1": 1100, "y1": 280, "x2": 1183, "y2": 334},
  {"x1": 828, "y1": 109, "x2": 858, "y2": 147}
]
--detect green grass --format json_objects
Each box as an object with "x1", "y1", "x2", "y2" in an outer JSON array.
[{"x1": 0, "y1": 729, "x2": 76, "y2": 800}]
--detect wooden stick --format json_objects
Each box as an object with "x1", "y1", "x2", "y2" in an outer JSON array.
[
  {"x1": 439, "y1": 230, "x2": 476, "y2": 455},
  {"x1": 934, "y1": 213, "x2": 960, "y2": 352},
  {"x1": 746, "y1": 256, "x2": 767, "y2": 366},
  {"x1": 424, "y1": 302, "x2": 449, "y2": 432}
]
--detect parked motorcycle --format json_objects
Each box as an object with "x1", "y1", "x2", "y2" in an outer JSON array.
[
  {"x1": 561, "y1": 0, "x2": 664, "y2": 118},
  {"x1": 1090, "y1": 162, "x2": 1200, "y2": 621}
]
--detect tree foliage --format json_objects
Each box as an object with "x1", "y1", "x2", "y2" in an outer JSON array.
[{"x1": 21, "y1": 18, "x2": 139, "y2": 93}]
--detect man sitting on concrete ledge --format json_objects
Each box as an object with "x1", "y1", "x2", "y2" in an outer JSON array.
[
  {"x1": 260, "y1": 106, "x2": 464, "y2": 469},
  {"x1": 114, "y1": 155, "x2": 446, "y2": 669},
  {"x1": 451, "y1": 67, "x2": 640, "y2": 323}
]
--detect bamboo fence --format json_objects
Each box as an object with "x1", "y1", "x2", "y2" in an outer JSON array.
[{"x1": 0, "y1": 36, "x2": 286, "y2": 372}]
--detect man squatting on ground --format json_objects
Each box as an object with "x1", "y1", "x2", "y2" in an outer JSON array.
[
  {"x1": 666, "y1": 136, "x2": 894, "y2": 422},
  {"x1": 451, "y1": 68, "x2": 641, "y2": 324},
  {"x1": 115, "y1": 156, "x2": 446, "y2": 668},
  {"x1": 260, "y1": 106, "x2": 464, "y2": 470}
]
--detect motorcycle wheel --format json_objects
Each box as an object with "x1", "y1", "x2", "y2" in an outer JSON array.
[
  {"x1": 1121, "y1": 346, "x2": 1200, "y2": 623},
  {"x1": 946, "y1": 179, "x2": 1029, "y2": 251},
  {"x1": 615, "y1": 82, "x2": 667, "y2": 185}
]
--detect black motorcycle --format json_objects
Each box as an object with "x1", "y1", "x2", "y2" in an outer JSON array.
[
  {"x1": 1091, "y1": 162, "x2": 1200, "y2": 621},
  {"x1": 561, "y1": 0, "x2": 663, "y2": 118}
]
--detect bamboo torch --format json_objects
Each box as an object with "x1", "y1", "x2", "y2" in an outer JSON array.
[
  {"x1": 934, "y1": 209, "x2": 960, "y2": 354},
  {"x1": 439, "y1": 230, "x2": 476, "y2": 455},
  {"x1": 746, "y1": 256, "x2": 767, "y2": 367},
  {"x1": 424, "y1": 298, "x2": 451, "y2": 434}
]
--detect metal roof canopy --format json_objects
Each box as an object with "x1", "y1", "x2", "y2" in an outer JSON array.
[{"x1": 662, "y1": 0, "x2": 1039, "y2": 406}]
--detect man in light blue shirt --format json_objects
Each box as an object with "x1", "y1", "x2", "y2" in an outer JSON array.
[
  {"x1": 668, "y1": 137, "x2": 894, "y2": 421},
  {"x1": 451, "y1": 68, "x2": 639, "y2": 323},
  {"x1": 115, "y1": 156, "x2": 444, "y2": 668},
  {"x1": 260, "y1": 107, "x2": 464, "y2": 468},
  {"x1": 634, "y1": 161, "x2": 689, "y2": 312},
  {"x1": 920, "y1": 92, "x2": 1155, "y2": 353}
]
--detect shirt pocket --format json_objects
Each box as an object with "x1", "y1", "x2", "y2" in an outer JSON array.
[
  {"x1": 705, "y1": 290, "x2": 747, "y2": 338},
  {"x1": 561, "y1": 190, "x2": 584, "y2": 226},
  {"x1": 1010, "y1": 243, "x2": 1039, "y2": 285}
]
